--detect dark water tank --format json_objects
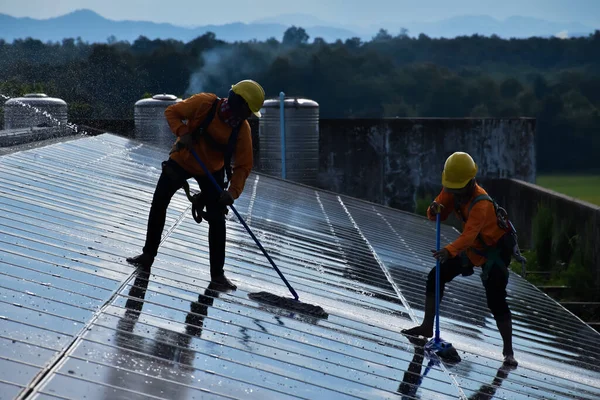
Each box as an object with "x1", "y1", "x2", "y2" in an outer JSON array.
[
  {"x1": 134, "y1": 94, "x2": 182, "y2": 149},
  {"x1": 259, "y1": 97, "x2": 319, "y2": 186}
]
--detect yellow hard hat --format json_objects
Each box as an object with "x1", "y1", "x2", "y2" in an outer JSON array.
[
  {"x1": 231, "y1": 80, "x2": 265, "y2": 117},
  {"x1": 441, "y1": 152, "x2": 478, "y2": 189}
]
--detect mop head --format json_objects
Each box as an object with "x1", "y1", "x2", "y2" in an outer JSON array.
[
  {"x1": 425, "y1": 338, "x2": 461, "y2": 364},
  {"x1": 248, "y1": 291, "x2": 329, "y2": 319}
]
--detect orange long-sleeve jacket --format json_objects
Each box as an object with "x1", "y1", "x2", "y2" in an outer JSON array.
[
  {"x1": 427, "y1": 183, "x2": 505, "y2": 266},
  {"x1": 165, "y1": 93, "x2": 253, "y2": 200}
]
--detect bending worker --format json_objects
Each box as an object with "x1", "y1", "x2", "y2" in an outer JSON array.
[
  {"x1": 126, "y1": 80, "x2": 265, "y2": 290},
  {"x1": 402, "y1": 151, "x2": 518, "y2": 367}
]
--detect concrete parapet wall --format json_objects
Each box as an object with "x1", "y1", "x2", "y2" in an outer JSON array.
[
  {"x1": 483, "y1": 178, "x2": 600, "y2": 291},
  {"x1": 0, "y1": 126, "x2": 73, "y2": 147},
  {"x1": 315, "y1": 118, "x2": 536, "y2": 211}
]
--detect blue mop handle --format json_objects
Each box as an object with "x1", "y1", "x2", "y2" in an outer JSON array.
[
  {"x1": 188, "y1": 148, "x2": 299, "y2": 300},
  {"x1": 417, "y1": 359, "x2": 437, "y2": 386},
  {"x1": 435, "y1": 212, "x2": 441, "y2": 343}
]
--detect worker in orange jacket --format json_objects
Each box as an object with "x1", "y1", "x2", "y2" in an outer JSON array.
[
  {"x1": 402, "y1": 152, "x2": 518, "y2": 367},
  {"x1": 127, "y1": 80, "x2": 265, "y2": 290}
]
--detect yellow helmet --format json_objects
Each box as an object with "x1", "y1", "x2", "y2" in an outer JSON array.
[
  {"x1": 231, "y1": 80, "x2": 265, "y2": 117},
  {"x1": 441, "y1": 152, "x2": 478, "y2": 189}
]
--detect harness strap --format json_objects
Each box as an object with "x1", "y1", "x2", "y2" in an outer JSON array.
[
  {"x1": 223, "y1": 125, "x2": 241, "y2": 183},
  {"x1": 455, "y1": 194, "x2": 493, "y2": 223},
  {"x1": 168, "y1": 98, "x2": 243, "y2": 223},
  {"x1": 480, "y1": 247, "x2": 508, "y2": 283},
  {"x1": 455, "y1": 194, "x2": 505, "y2": 280},
  {"x1": 455, "y1": 193, "x2": 495, "y2": 252},
  {"x1": 172, "y1": 98, "x2": 241, "y2": 185},
  {"x1": 190, "y1": 98, "x2": 241, "y2": 184},
  {"x1": 455, "y1": 192, "x2": 525, "y2": 279},
  {"x1": 199, "y1": 99, "x2": 219, "y2": 132},
  {"x1": 161, "y1": 160, "x2": 228, "y2": 225}
]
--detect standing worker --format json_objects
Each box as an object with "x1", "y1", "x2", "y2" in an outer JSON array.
[
  {"x1": 126, "y1": 80, "x2": 265, "y2": 290},
  {"x1": 402, "y1": 152, "x2": 519, "y2": 367}
]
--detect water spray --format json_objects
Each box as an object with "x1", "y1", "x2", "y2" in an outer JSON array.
[{"x1": 0, "y1": 93, "x2": 92, "y2": 137}]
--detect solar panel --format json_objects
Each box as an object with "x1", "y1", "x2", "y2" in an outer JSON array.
[{"x1": 0, "y1": 134, "x2": 598, "y2": 399}]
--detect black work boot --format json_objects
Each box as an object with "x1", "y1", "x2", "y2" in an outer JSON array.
[
  {"x1": 210, "y1": 273, "x2": 237, "y2": 291},
  {"x1": 402, "y1": 295, "x2": 436, "y2": 338},
  {"x1": 126, "y1": 253, "x2": 154, "y2": 269},
  {"x1": 496, "y1": 314, "x2": 518, "y2": 368}
]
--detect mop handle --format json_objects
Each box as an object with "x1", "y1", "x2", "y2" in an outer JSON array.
[
  {"x1": 435, "y1": 212, "x2": 441, "y2": 343},
  {"x1": 188, "y1": 148, "x2": 299, "y2": 300}
]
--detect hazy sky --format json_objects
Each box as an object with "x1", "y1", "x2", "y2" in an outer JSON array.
[{"x1": 1, "y1": 0, "x2": 599, "y2": 28}]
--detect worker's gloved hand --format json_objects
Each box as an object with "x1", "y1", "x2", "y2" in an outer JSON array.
[
  {"x1": 218, "y1": 190, "x2": 234, "y2": 207},
  {"x1": 428, "y1": 201, "x2": 444, "y2": 215},
  {"x1": 178, "y1": 133, "x2": 195, "y2": 149},
  {"x1": 431, "y1": 248, "x2": 450, "y2": 264}
]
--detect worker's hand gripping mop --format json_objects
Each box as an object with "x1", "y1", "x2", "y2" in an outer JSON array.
[
  {"x1": 425, "y1": 212, "x2": 461, "y2": 363},
  {"x1": 188, "y1": 148, "x2": 328, "y2": 318}
]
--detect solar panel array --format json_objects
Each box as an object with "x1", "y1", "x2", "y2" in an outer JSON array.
[{"x1": 0, "y1": 134, "x2": 599, "y2": 399}]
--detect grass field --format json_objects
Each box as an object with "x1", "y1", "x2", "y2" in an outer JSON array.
[{"x1": 536, "y1": 175, "x2": 600, "y2": 206}]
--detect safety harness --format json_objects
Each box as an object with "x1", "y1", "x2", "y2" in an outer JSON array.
[
  {"x1": 168, "y1": 98, "x2": 241, "y2": 224},
  {"x1": 455, "y1": 194, "x2": 527, "y2": 281}
]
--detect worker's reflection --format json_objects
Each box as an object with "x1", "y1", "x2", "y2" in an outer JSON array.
[
  {"x1": 468, "y1": 363, "x2": 517, "y2": 400},
  {"x1": 184, "y1": 282, "x2": 222, "y2": 337},
  {"x1": 117, "y1": 272, "x2": 225, "y2": 340},
  {"x1": 115, "y1": 270, "x2": 151, "y2": 337},
  {"x1": 397, "y1": 336, "x2": 436, "y2": 398},
  {"x1": 110, "y1": 271, "x2": 227, "y2": 399},
  {"x1": 397, "y1": 335, "x2": 517, "y2": 400}
]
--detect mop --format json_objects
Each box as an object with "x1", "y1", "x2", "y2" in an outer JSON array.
[
  {"x1": 188, "y1": 148, "x2": 328, "y2": 319},
  {"x1": 424, "y1": 213, "x2": 461, "y2": 362}
]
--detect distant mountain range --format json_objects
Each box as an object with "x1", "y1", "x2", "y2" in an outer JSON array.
[
  {"x1": 403, "y1": 15, "x2": 595, "y2": 39},
  {"x1": 0, "y1": 9, "x2": 357, "y2": 44},
  {"x1": 0, "y1": 9, "x2": 596, "y2": 44}
]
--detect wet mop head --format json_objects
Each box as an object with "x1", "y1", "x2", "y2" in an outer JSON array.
[
  {"x1": 425, "y1": 338, "x2": 461, "y2": 364},
  {"x1": 248, "y1": 292, "x2": 329, "y2": 319}
]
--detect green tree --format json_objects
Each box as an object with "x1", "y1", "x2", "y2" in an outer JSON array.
[
  {"x1": 500, "y1": 78, "x2": 524, "y2": 99},
  {"x1": 282, "y1": 26, "x2": 309, "y2": 46},
  {"x1": 373, "y1": 29, "x2": 393, "y2": 42}
]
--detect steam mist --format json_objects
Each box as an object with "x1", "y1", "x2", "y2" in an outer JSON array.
[
  {"x1": 185, "y1": 43, "x2": 278, "y2": 96},
  {"x1": 184, "y1": 43, "x2": 291, "y2": 97}
]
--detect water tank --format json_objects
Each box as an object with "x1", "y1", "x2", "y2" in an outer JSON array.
[
  {"x1": 3, "y1": 93, "x2": 68, "y2": 130},
  {"x1": 259, "y1": 97, "x2": 319, "y2": 185},
  {"x1": 134, "y1": 94, "x2": 182, "y2": 149}
]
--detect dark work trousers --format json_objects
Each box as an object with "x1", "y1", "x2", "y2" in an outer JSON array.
[
  {"x1": 142, "y1": 158, "x2": 227, "y2": 277},
  {"x1": 425, "y1": 234, "x2": 513, "y2": 320}
]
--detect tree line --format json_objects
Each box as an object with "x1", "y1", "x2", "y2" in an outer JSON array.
[{"x1": 1, "y1": 28, "x2": 599, "y2": 172}]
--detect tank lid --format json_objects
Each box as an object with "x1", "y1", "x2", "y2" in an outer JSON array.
[
  {"x1": 135, "y1": 94, "x2": 180, "y2": 106},
  {"x1": 152, "y1": 94, "x2": 178, "y2": 101},
  {"x1": 262, "y1": 97, "x2": 319, "y2": 109},
  {"x1": 5, "y1": 93, "x2": 67, "y2": 105}
]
